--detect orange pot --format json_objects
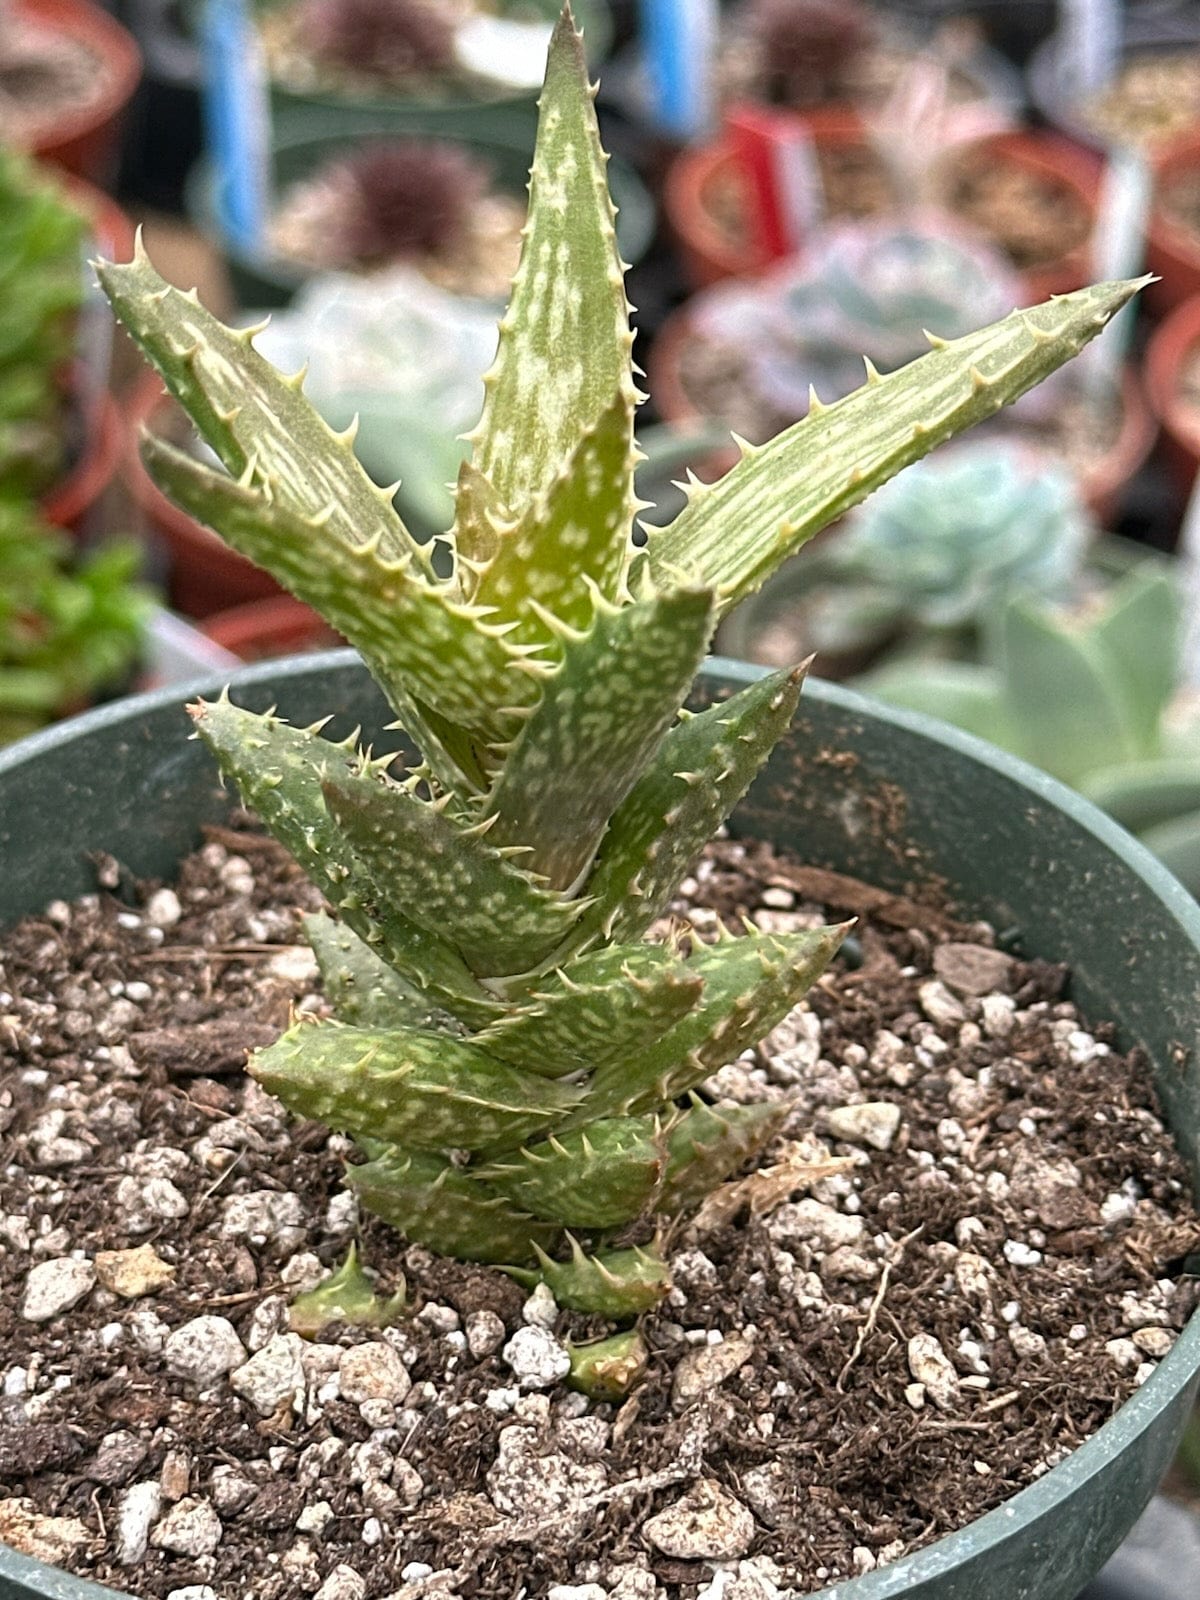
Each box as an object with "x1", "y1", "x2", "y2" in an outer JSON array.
[
  {"x1": 649, "y1": 303, "x2": 1155, "y2": 526},
  {"x1": 39, "y1": 388, "x2": 122, "y2": 535},
  {"x1": 200, "y1": 597, "x2": 341, "y2": 662},
  {"x1": 123, "y1": 370, "x2": 286, "y2": 618},
  {"x1": 10, "y1": 0, "x2": 141, "y2": 185},
  {"x1": 1145, "y1": 294, "x2": 1200, "y2": 495},
  {"x1": 1148, "y1": 129, "x2": 1200, "y2": 318},
  {"x1": 665, "y1": 122, "x2": 1100, "y2": 304}
]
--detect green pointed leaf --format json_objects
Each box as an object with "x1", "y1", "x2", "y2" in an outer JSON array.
[
  {"x1": 1081, "y1": 758, "x2": 1200, "y2": 835},
  {"x1": 96, "y1": 244, "x2": 413, "y2": 562},
  {"x1": 1086, "y1": 568, "x2": 1180, "y2": 754},
  {"x1": 484, "y1": 589, "x2": 716, "y2": 890},
  {"x1": 855, "y1": 659, "x2": 1012, "y2": 748},
  {"x1": 660, "y1": 1095, "x2": 791, "y2": 1215},
  {"x1": 303, "y1": 912, "x2": 459, "y2": 1031},
  {"x1": 287, "y1": 1242, "x2": 406, "y2": 1337},
  {"x1": 251, "y1": 1017, "x2": 584, "y2": 1152},
  {"x1": 478, "y1": 1116, "x2": 665, "y2": 1228},
  {"x1": 190, "y1": 698, "x2": 501, "y2": 1027},
  {"x1": 348, "y1": 1146, "x2": 561, "y2": 1265},
  {"x1": 474, "y1": 942, "x2": 702, "y2": 1077},
  {"x1": 999, "y1": 598, "x2": 1139, "y2": 786},
  {"x1": 644, "y1": 280, "x2": 1147, "y2": 618},
  {"x1": 453, "y1": 458, "x2": 511, "y2": 580},
  {"x1": 577, "y1": 665, "x2": 806, "y2": 947},
  {"x1": 579, "y1": 924, "x2": 848, "y2": 1121},
  {"x1": 147, "y1": 438, "x2": 535, "y2": 755},
  {"x1": 566, "y1": 1329, "x2": 648, "y2": 1399},
  {"x1": 472, "y1": 387, "x2": 638, "y2": 642},
  {"x1": 1139, "y1": 808, "x2": 1200, "y2": 898},
  {"x1": 503, "y1": 1237, "x2": 671, "y2": 1319},
  {"x1": 323, "y1": 770, "x2": 586, "y2": 979},
  {"x1": 462, "y1": 7, "x2": 638, "y2": 516}
]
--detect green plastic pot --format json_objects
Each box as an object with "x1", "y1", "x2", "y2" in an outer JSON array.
[
  {"x1": 187, "y1": 122, "x2": 655, "y2": 310},
  {"x1": 1, "y1": 652, "x2": 1199, "y2": 1600},
  {"x1": 263, "y1": 0, "x2": 612, "y2": 148}
]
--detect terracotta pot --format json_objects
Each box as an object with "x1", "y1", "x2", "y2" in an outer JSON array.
[
  {"x1": 649, "y1": 304, "x2": 1155, "y2": 525},
  {"x1": 665, "y1": 121, "x2": 1100, "y2": 302},
  {"x1": 123, "y1": 369, "x2": 285, "y2": 617},
  {"x1": 1149, "y1": 129, "x2": 1200, "y2": 318},
  {"x1": 38, "y1": 388, "x2": 122, "y2": 535},
  {"x1": 200, "y1": 596, "x2": 341, "y2": 661},
  {"x1": 10, "y1": 0, "x2": 142, "y2": 185},
  {"x1": 1145, "y1": 294, "x2": 1200, "y2": 495}
]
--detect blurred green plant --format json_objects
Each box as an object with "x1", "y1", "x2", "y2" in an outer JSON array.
[
  {"x1": 859, "y1": 566, "x2": 1200, "y2": 896},
  {"x1": 0, "y1": 152, "x2": 88, "y2": 498},
  {"x1": 0, "y1": 500, "x2": 155, "y2": 745}
]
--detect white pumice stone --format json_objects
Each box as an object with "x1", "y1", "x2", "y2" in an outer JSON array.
[
  {"x1": 21, "y1": 1257, "x2": 95, "y2": 1321},
  {"x1": 501, "y1": 1326, "x2": 571, "y2": 1390},
  {"x1": 164, "y1": 1316, "x2": 246, "y2": 1386}
]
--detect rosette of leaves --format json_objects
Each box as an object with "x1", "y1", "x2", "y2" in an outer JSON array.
[
  {"x1": 750, "y1": 215, "x2": 1022, "y2": 420},
  {"x1": 859, "y1": 567, "x2": 1200, "y2": 898},
  {"x1": 0, "y1": 500, "x2": 154, "y2": 745},
  {"x1": 787, "y1": 442, "x2": 1093, "y2": 663},
  {"x1": 98, "y1": 6, "x2": 1140, "y2": 1312},
  {"x1": 294, "y1": 0, "x2": 458, "y2": 84},
  {"x1": 0, "y1": 151, "x2": 87, "y2": 497}
]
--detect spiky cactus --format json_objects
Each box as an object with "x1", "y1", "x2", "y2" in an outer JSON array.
[{"x1": 98, "y1": 7, "x2": 1140, "y2": 1314}]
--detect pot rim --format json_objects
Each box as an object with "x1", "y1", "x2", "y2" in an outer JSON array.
[
  {"x1": 665, "y1": 125, "x2": 1100, "y2": 292},
  {"x1": 1145, "y1": 293, "x2": 1200, "y2": 449},
  {"x1": 15, "y1": 0, "x2": 142, "y2": 161},
  {"x1": 1, "y1": 650, "x2": 1198, "y2": 1600}
]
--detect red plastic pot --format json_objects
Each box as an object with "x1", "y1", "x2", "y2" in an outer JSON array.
[
  {"x1": 200, "y1": 596, "x2": 342, "y2": 661},
  {"x1": 665, "y1": 122, "x2": 1100, "y2": 303},
  {"x1": 1148, "y1": 129, "x2": 1200, "y2": 318},
  {"x1": 38, "y1": 388, "x2": 123, "y2": 535},
  {"x1": 1145, "y1": 294, "x2": 1200, "y2": 495},
  {"x1": 9, "y1": 0, "x2": 142, "y2": 185},
  {"x1": 649, "y1": 303, "x2": 1155, "y2": 525},
  {"x1": 123, "y1": 370, "x2": 286, "y2": 618}
]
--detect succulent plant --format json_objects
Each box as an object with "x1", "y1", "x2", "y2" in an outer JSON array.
[
  {"x1": 748, "y1": 0, "x2": 878, "y2": 108},
  {"x1": 0, "y1": 499, "x2": 154, "y2": 745},
  {"x1": 751, "y1": 215, "x2": 1022, "y2": 417},
  {"x1": 329, "y1": 139, "x2": 489, "y2": 265},
  {"x1": 807, "y1": 441, "x2": 1092, "y2": 649},
  {"x1": 98, "y1": 6, "x2": 1139, "y2": 1314},
  {"x1": 296, "y1": 0, "x2": 458, "y2": 82},
  {"x1": 0, "y1": 151, "x2": 88, "y2": 498},
  {"x1": 858, "y1": 566, "x2": 1200, "y2": 896}
]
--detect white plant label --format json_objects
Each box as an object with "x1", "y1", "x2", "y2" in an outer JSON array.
[
  {"x1": 638, "y1": 0, "x2": 719, "y2": 140},
  {"x1": 1060, "y1": 0, "x2": 1122, "y2": 97}
]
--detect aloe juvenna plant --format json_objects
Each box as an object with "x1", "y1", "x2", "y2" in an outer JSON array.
[{"x1": 98, "y1": 5, "x2": 1141, "y2": 1316}]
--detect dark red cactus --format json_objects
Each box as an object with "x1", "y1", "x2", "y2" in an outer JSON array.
[
  {"x1": 750, "y1": 0, "x2": 878, "y2": 107},
  {"x1": 335, "y1": 140, "x2": 490, "y2": 262},
  {"x1": 301, "y1": 0, "x2": 458, "y2": 81}
]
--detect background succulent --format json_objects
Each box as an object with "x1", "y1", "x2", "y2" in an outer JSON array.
[
  {"x1": 747, "y1": 0, "x2": 879, "y2": 108},
  {"x1": 295, "y1": 0, "x2": 458, "y2": 82},
  {"x1": 0, "y1": 500, "x2": 153, "y2": 746},
  {"x1": 752, "y1": 215, "x2": 1022, "y2": 415},
  {"x1": 331, "y1": 139, "x2": 489, "y2": 265},
  {"x1": 0, "y1": 151, "x2": 88, "y2": 498},
  {"x1": 100, "y1": 7, "x2": 1138, "y2": 1319},
  {"x1": 859, "y1": 566, "x2": 1200, "y2": 896}
]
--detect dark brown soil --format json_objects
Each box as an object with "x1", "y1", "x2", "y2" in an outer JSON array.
[
  {"x1": 0, "y1": 817, "x2": 1197, "y2": 1600},
  {"x1": 1163, "y1": 169, "x2": 1200, "y2": 243}
]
